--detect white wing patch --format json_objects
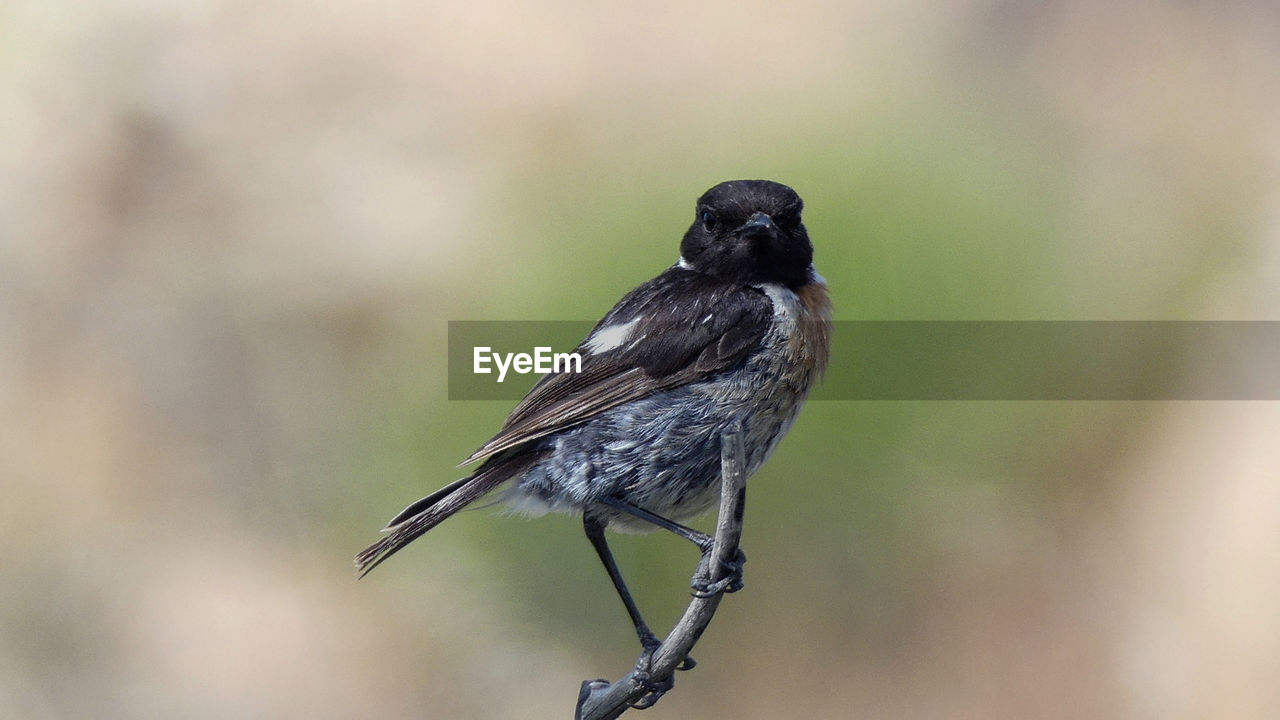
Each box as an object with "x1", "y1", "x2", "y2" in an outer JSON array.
[{"x1": 583, "y1": 317, "x2": 640, "y2": 355}]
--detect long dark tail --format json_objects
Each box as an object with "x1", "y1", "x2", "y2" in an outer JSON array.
[{"x1": 354, "y1": 456, "x2": 531, "y2": 578}]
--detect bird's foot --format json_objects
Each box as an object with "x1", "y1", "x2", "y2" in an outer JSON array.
[
  {"x1": 630, "y1": 639, "x2": 673, "y2": 709},
  {"x1": 626, "y1": 633, "x2": 696, "y2": 709},
  {"x1": 690, "y1": 548, "x2": 746, "y2": 598}
]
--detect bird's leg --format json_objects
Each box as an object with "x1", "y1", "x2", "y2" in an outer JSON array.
[
  {"x1": 600, "y1": 496, "x2": 712, "y2": 550},
  {"x1": 583, "y1": 513, "x2": 659, "y2": 651},
  {"x1": 583, "y1": 513, "x2": 686, "y2": 706},
  {"x1": 599, "y1": 495, "x2": 747, "y2": 598}
]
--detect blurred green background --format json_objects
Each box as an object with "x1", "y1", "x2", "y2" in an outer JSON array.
[{"x1": 3, "y1": 1, "x2": 1278, "y2": 718}]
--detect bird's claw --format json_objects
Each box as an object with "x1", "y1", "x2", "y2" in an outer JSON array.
[
  {"x1": 630, "y1": 643, "x2": 676, "y2": 709},
  {"x1": 690, "y1": 548, "x2": 746, "y2": 598}
]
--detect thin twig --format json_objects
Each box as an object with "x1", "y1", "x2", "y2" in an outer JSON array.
[{"x1": 575, "y1": 424, "x2": 748, "y2": 719}]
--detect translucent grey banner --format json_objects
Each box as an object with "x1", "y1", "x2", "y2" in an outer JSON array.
[{"x1": 448, "y1": 321, "x2": 1280, "y2": 400}]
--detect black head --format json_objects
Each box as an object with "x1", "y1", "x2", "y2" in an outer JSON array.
[{"x1": 679, "y1": 180, "x2": 813, "y2": 288}]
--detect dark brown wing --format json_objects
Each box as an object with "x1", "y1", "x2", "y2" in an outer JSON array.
[{"x1": 459, "y1": 268, "x2": 772, "y2": 465}]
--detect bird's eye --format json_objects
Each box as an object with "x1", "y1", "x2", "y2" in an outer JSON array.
[{"x1": 701, "y1": 210, "x2": 717, "y2": 232}]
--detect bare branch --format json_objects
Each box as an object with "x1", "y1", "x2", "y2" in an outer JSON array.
[{"x1": 575, "y1": 424, "x2": 748, "y2": 719}]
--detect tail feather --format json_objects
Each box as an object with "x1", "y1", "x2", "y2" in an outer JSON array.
[
  {"x1": 382, "y1": 476, "x2": 472, "y2": 530},
  {"x1": 354, "y1": 459, "x2": 527, "y2": 578}
]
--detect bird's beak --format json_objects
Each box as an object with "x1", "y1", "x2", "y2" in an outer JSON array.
[{"x1": 739, "y1": 211, "x2": 776, "y2": 236}]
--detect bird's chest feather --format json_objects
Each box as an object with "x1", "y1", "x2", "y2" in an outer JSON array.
[{"x1": 712, "y1": 279, "x2": 830, "y2": 405}]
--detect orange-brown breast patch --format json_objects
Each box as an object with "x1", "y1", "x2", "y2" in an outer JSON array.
[{"x1": 794, "y1": 282, "x2": 832, "y2": 378}]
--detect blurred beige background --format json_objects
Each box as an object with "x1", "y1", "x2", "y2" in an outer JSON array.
[{"x1": 3, "y1": 1, "x2": 1278, "y2": 718}]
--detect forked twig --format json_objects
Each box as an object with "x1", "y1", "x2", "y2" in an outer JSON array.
[{"x1": 575, "y1": 424, "x2": 748, "y2": 719}]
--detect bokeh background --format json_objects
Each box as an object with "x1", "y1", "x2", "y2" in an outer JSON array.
[{"x1": 3, "y1": 1, "x2": 1279, "y2": 718}]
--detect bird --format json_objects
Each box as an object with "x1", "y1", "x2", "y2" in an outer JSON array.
[{"x1": 356, "y1": 179, "x2": 831, "y2": 673}]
